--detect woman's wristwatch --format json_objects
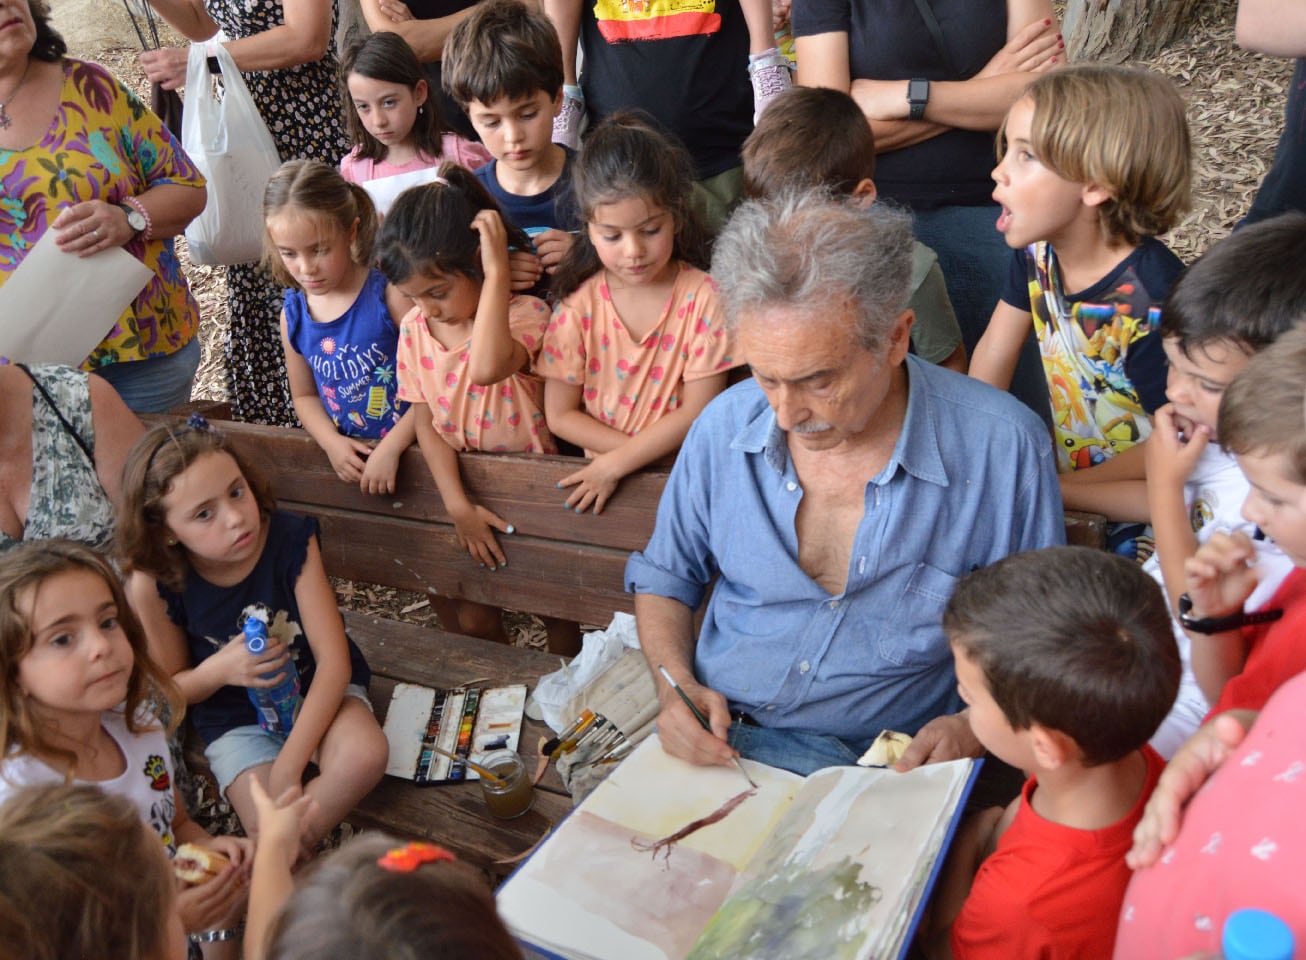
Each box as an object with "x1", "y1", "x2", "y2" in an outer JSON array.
[
  {"x1": 118, "y1": 196, "x2": 152, "y2": 241},
  {"x1": 1177, "y1": 593, "x2": 1284, "y2": 634}
]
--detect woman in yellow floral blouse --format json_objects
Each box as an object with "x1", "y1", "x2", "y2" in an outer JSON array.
[{"x1": 0, "y1": 0, "x2": 207, "y2": 412}]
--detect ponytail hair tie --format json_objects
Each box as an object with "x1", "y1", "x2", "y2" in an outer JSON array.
[
  {"x1": 432, "y1": 175, "x2": 449, "y2": 186},
  {"x1": 377, "y1": 842, "x2": 456, "y2": 872}
]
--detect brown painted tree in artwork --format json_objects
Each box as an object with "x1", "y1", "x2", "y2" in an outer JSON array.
[{"x1": 1064, "y1": 0, "x2": 1206, "y2": 63}]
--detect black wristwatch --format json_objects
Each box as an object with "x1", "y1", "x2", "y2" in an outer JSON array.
[
  {"x1": 1177, "y1": 593, "x2": 1284, "y2": 635},
  {"x1": 906, "y1": 78, "x2": 930, "y2": 121},
  {"x1": 118, "y1": 202, "x2": 147, "y2": 238}
]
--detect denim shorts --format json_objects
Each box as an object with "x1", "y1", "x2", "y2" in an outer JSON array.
[
  {"x1": 204, "y1": 683, "x2": 372, "y2": 795},
  {"x1": 93, "y1": 336, "x2": 200, "y2": 414}
]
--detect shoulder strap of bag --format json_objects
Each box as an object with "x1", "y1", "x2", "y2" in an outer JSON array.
[
  {"x1": 910, "y1": 0, "x2": 959, "y2": 77},
  {"x1": 16, "y1": 364, "x2": 96, "y2": 468}
]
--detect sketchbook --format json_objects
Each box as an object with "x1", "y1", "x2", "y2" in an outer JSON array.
[
  {"x1": 382, "y1": 682, "x2": 526, "y2": 784},
  {"x1": 496, "y1": 734, "x2": 979, "y2": 960}
]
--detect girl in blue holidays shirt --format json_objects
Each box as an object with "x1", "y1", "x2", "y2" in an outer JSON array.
[{"x1": 265, "y1": 160, "x2": 416, "y2": 494}]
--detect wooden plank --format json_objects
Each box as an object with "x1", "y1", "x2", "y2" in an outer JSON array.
[
  {"x1": 319, "y1": 512, "x2": 634, "y2": 625},
  {"x1": 143, "y1": 416, "x2": 667, "y2": 552},
  {"x1": 348, "y1": 775, "x2": 569, "y2": 878},
  {"x1": 1064, "y1": 509, "x2": 1109, "y2": 551},
  {"x1": 343, "y1": 611, "x2": 566, "y2": 687}
]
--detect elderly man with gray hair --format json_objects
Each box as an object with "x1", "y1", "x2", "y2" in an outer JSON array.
[{"x1": 626, "y1": 191, "x2": 1065, "y2": 778}]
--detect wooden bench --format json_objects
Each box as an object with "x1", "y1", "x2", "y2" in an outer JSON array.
[{"x1": 149, "y1": 408, "x2": 1107, "y2": 875}]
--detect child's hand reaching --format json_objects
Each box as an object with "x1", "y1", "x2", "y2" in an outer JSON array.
[
  {"x1": 1183, "y1": 530, "x2": 1260, "y2": 622},
  {"x1": 246, "y1": 779, "x2": 320, "y2": 960},
  {"x1": 559, "y1": 453, "x2": 623, "y2": 515},
  {"x1": 1146, "y1": 403, "x2": 1211, "y2": 492},
  {"x1": 324, "y1": 433, "x2": 375, "y2": 485},
  {"x1": 251, "y1": 778, "x2": 319, "y2": 870},
  {"x1": 450, "y1": 500, "x2": 514, "y2": 570}
]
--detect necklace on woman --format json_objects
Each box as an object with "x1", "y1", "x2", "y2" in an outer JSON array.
[{"x1": 0, "y1": 61, "x2": 33, "y2": 130}]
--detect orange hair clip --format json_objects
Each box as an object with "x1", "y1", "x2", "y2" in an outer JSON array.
[{"x1": 377, "y1": 842, "x2": 457, "y2": 873}]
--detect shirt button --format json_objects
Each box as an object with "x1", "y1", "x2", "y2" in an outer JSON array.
[
  {"x1": 799, "y1": 660, "x2": 811, "y2": 674},
  {"x1": 829, "y1": 599, "x2": 840, "y2": 609},
  {"x1": 765, "y1": 705, "x2": 777, "y2": 711},
  {"x1": 786, "y1": 481, "x2": 798, "y2": 492}
]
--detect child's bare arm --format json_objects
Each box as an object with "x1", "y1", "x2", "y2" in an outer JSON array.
[
  {"x1": 468, "y1": 211, "x2": 531, "y2": 385},
  {"x1": 968, "y1": 302, "x2": 1033, "y2": 392},
  {"x1": 271, "y1": 536, "x2": 351, "y2": 797},
  {"x1": 558, "y1": 373, "x2": 728, "y2": 514},
  {"x1": 1059, "y1": 444, "x2": 1151, "y2": 522},
  {"x1": 1147, "y1": 405, "x2": 1212, "y2": 613},
  {"x1": 245, "y1": 779, "x2": 319, "y2": 960},
  {"x1": 1183, "y1": 531, "x2": 1259, "y2": 703},
  {"x1": 739, "y1": 0, "x2": 777, "y2": 54},
  {"x1": 413, "y1": 402, "x2": 512, "y2": 568},
  {"x1": 543, "y1": 378, "x2": 632, "y2": 452},
  {"x1": 359, "y1": 405, "x2": 417, "y2": 496},
  {"x1": 280, "y1": 311, "x2": 371, "y2": 484}
]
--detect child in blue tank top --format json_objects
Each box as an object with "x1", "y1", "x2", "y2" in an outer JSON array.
[{"x1": 266, "y1": 160, "x2": 416, "y2": 495}]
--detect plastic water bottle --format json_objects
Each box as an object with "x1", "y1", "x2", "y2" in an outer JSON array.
[
  {"x1": 1223, "y1": 908, "x2": 1295, "y2": 960},
  {"x1": 243, "y1": 614, "x2": 301, "y2": 735}
]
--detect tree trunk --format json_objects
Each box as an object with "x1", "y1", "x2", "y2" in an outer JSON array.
[{"x1": 1063, "y1": 0, "x2": 1205, "y2": 64}]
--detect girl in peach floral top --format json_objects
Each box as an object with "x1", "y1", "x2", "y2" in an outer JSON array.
[
  {"x1": 542, "y1": 115, "x2": 741, "y2": 515},
  {"x1": 380, "y1": 164, "x2": 556, "y2": 644}
]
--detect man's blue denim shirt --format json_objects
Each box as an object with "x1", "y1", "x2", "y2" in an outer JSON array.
[{"x1": 626, "y1": 355, "x2": 1065, "y2": 744}]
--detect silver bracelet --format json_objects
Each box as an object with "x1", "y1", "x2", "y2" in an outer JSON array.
[{"x1": 188, "y1": 926, "x2": 241, "y2": 943}]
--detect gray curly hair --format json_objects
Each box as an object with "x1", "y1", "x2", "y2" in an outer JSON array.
[{"x1": 711, "y1": 190, "x2": 915, "y2": 354}]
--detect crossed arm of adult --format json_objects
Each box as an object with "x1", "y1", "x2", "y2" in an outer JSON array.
[
  {"x1": 358, "y1": 0, "x2": 479, "y2": 64},
  {"x1": 795, "y1": 0, "x2": 1058, "y2": 154},
  {"x1": 141, "y1": 0, "x2": 334, "y2": 89},
  {"x1": 1236, "y1": 0, "x2": 1306, "y2": 56}
]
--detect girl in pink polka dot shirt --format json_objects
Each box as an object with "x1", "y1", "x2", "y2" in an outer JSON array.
[
  {"x1": 541, "y1": 115, "x2": 742, "y2": 515},
  {"x1": 379, "y1": 164, "x2": 556, "y2": 643}
]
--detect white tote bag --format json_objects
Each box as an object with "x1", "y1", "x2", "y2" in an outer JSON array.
[{"x1": 181, "y1": 43, "x2": 282, "y2": 265}]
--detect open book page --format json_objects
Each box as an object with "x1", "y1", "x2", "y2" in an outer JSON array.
[
  {"x1": 687, "y1": 759, "x2": 975, "y2": 960},
  {"x1": 496, "y1": 735, "x2": 802, "y2": 960}
]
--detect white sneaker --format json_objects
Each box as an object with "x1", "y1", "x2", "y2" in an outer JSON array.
[
  {"x1": 749, "y1": 51, "x2": 793, "y2": 123},
  {"x1": 553, "y1": 92, "x2": 585, "y2": 151}
]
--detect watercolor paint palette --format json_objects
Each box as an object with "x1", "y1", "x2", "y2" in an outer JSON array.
[{"x1": 382, "y1": 683, "x2": 528, "y2": 784}]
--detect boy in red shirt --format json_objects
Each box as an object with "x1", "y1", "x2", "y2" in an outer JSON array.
[
  {"x1": 929, "y1": 547, "x2": 1180, "y2": 959},
  {"x1": 1180, "y1": 323, "x2": 1306, "y2": 716}
]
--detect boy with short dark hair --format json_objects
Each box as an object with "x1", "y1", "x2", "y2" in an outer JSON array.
[
  {"x1": 932, "y1": 546, "x2": 1179, "y2": 960},
  {"x1": 442, "y1": 0, "x2": 578, "y2": 285},
  {"x1": 1179, "y1": 322, "x2": 1306, "y2": 717},
  {"x1": 741, "y1": 87, "x2": 965, "y2": 371},
  {"x1": 1142, "y1": 214, "x2": 1306, "y2": 755}
]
